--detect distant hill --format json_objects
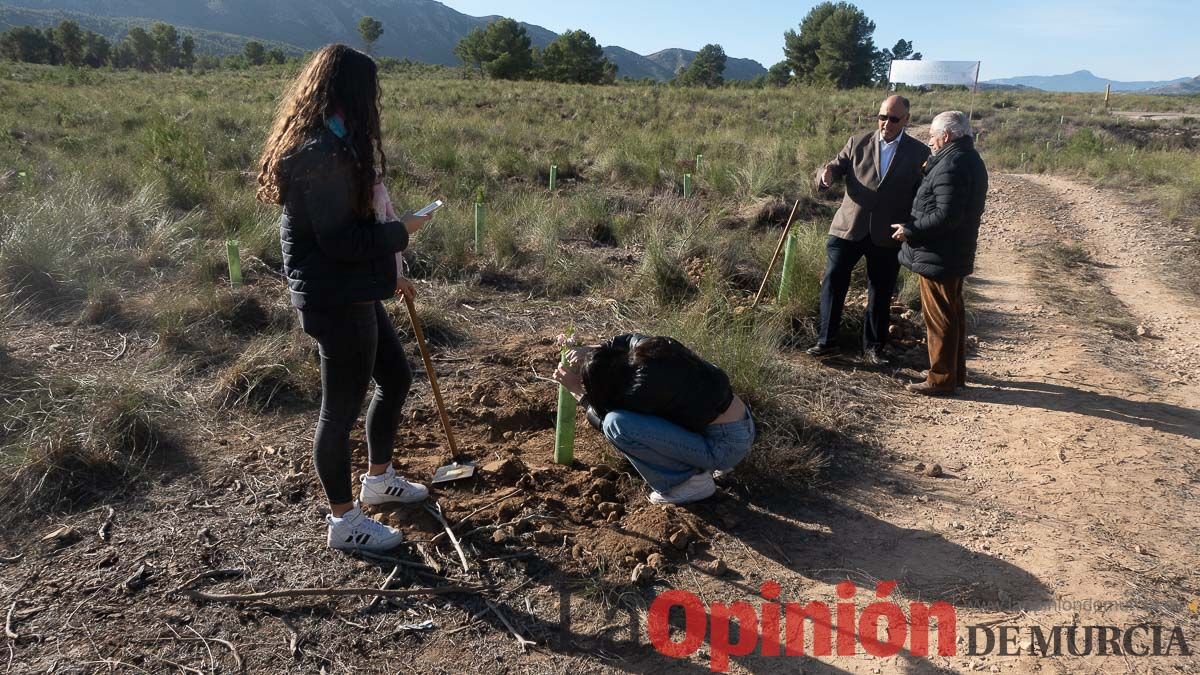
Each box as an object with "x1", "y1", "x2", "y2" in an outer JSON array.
[
  {"x1": 600, "y1": 45, "x2": 671, "y2": 81},
  {"x1": 985, "y1": 70, "x2": 1193, "y2": 93},
  {"x1": 0, "y1": 1, "x2": 766, "y2": 80},
  {"x1": 645, "y1": 48, "x2": 767, "y2": 81},
  {"x1": 0, "y1": 5, "x2": 302, "y2": 55},
  {"x1": 976, "y1": 82, "x2": 1039, "y2": 92},
  {"x1": 1145, "y1": 76, "x2": 1200, "y2": 96}
]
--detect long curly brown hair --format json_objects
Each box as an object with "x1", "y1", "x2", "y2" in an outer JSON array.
[{"x1": 256, "y1": 44, "x2": 386, "y2": 218}]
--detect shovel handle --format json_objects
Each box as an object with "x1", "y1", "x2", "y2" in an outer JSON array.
[
  {"x1": 403, "y1": 294, "x2": 459, "y2": 457},
  {"x1": 752, "y1": 199, "x2": 801, "y2": 308}
]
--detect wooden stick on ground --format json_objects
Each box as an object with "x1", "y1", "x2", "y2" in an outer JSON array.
[
  {"x1": 425, "y1": 503, "x2": 470, "y2": 572},
  {"x1": 4, "y1": 602, "x2": 17, "y2": 640},
  {"x1": 453, "y1": 489, "x2": 523, "y2": 532},
  {"x1": 751, "y1": 199, "x2": 802, "y2": 307},
  {"x1": 168, "y1": 568, "x2": 245, "y2": 595},
  {"x1": 431, "y1": 488, "x2": 524, "y2": 544},
  {"x1": 403, "y1": 294, "x2": 459, "y2": 456},
  {"x1": 484, "y1": 599, "x2": 536, "y2": 652},
  {"x1": 184, "y1": 584, "x2": 482, "y2": 603},
  {"x1": 366, "y1": 565, "x2": 400, "y2": 611}
]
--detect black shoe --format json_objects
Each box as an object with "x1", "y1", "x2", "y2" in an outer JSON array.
[
  {"x1": 805, "y1": 343, "x2": 838, "y2": 357},
  {"x1": 863, "y1": 349, "x2": 890, "y2": 366}
]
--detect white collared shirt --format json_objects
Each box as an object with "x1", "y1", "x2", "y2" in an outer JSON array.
[{"x1": 879, "y1": 129, "x2": 903, "y2": 180}]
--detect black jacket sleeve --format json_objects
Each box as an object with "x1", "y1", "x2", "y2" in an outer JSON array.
[
  {"x1": 602, "y1": 333, "x2": 649, "y2": 352},
  {"x1": 292, "y1": 147, "x2": 409, "y2": 262},
  {"x1": 906, "y1": 154, "x2": 971, "y2": 245}
]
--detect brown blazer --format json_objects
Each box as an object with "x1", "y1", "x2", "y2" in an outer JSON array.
[{"x1": 817, "y1": 130, "x2": 931, "y2": 248}]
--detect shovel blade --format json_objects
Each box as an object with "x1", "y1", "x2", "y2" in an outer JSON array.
[{"x1": 432, "y1": 462, "x2": 476, "y2": 484}]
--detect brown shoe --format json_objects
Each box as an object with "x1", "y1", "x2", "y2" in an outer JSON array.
[{"x1": 906, "y1": 381, "x2": 955, "y2": 396}]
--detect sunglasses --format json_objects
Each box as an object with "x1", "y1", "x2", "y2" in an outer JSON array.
[{"x1": 878, "y1": 114, "x2": 905, "y2": 124}]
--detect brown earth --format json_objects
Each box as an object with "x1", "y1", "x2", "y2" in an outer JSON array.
[{"x1": 2, "y1": 172, "x2": 1198, "y2": 673}]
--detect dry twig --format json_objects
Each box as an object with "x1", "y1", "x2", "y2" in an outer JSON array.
[
  {"x1": 184, "y1": 584, "x2": 483, "y2": 603},
  {"x1": 4, "y1": 602, "x2": 17, "y2": 640},
  {"x1": 425, "y1": 503, "x2": 470, "y2": 572},
  {"x1": 365, "y1": 565, "x2": 400, "y2": 611},
  {"x1": 98, "y1": 506, "x2": 114, "y2": 542},
  {"x1": 167, "y1": 568, "x2": 245, "y2": 595},
  {"x1": 484, "y1": 599, "x2": 536, "y2": 652},
  {"x1": 461, "y1": 513, "x2": 559, "y2": 540},
  {"x1": 452, "y1": 489, "x2": 523, "y2": 532}
]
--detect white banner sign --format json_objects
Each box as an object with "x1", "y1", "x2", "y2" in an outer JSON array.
[{"x1": 889, "y1": 60, "x2": 981, "y2": 87}]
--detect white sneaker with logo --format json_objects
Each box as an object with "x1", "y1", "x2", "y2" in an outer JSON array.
[
  {"x1": 648, "y1": 472, "x2": 717, "y2": 505},
  {"x1": 326, "y1": 504, "x2": 404, "y2": 552},
  {"x1": 359, "y1": 465, "x2": 429, "y2": 506}
]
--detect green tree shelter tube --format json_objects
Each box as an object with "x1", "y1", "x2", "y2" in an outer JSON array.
[
  {"x1": 554, "y1": 351, "x2": 576, "y2": 465},
  {"x1": 777, "y1": 231, "x2": 797, "y2": 303},
  {"x1": 226, "y1": 239, "x2": 242, "y2": 288},
  {"x1": 474, "y1": 201, "x2": 484, "y2": 255}
]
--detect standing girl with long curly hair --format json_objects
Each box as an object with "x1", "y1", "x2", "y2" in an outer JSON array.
[{"x1": 257, "y1": 44, "x2": 432, "y2": 553}]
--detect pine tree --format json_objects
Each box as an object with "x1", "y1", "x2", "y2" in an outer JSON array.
[
  {"x1": 54, "y1": 20, "x2": 84, "y2": 67},
  {"x1": 125, "y1": 27, "x2": 155, "y2": 71},
  {"x1": 150, "y1": 22, "x2": 180, "y2": 70},
  {"x1": 784, "y1": 2, "x2": 878, "y2": 88},
  {"x1": 358, "y1": 16, "x2": 384, "y2": 55},
  {"x1": 244, "y1": 41, "x2": 266, "y2": 66},
  {"x1": 453, "y1": 19, "x2": 533, "y2": 80},
  {"x1": 539, "y1": 30, "x2": 612, "y2": 84},
  {"x1": 180, "y1": 35, "x2": 196, "y2": 70},
  {"x1": 675, "y1": 44, "x2": 726, "y2": 88},
  {"x1": 767, "y1": 61, "x2": 792, "y2": 88}
]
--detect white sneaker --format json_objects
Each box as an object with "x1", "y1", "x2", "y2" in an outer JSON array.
[
  {"x1": 359, "y1": 465, "x2": 429, "y2": 506},
  {"x1": 649, "y1": 472, "x2": 717, "y2": 505},
  {"x1": 713, "y1": 467, "x2": 735, "y2": 480},
  {"x1": 327, "y1": 504, "x2": 404, "y2": 552}
]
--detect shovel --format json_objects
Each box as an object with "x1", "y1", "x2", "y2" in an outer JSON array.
[{"x1": 402, "y1": 294, "x2": 475, "y2": 484}]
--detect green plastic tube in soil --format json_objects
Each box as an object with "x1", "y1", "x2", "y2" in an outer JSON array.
[
  {"x1": 549, "y1": 164, "x2": 558, "y2": 191},
  {"x1": 474, "y1": 201, "x2": 484, "y2": 255},
  {"x1": 554, "y1": 328, "x2": 577, "y2": 465},
  {"x1": 226, "y1": 239, "x2": 242, "y2": 288},
  {"x1": 777, "y1": 231, "x2": 798, "y2": 304},
  {"x1": 683, "y1": 173, "x2": 692, "y2": 198}
]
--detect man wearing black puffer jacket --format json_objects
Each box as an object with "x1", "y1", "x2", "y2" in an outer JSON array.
[{"x1": 891, "y1": 111, "x2": 988, "y2": 396}]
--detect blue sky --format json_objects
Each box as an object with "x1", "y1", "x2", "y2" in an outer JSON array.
[{"x1": 439, "y1": 0, "x2": 1198, "y2": 81}]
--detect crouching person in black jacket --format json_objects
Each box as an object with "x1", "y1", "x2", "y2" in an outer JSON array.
[
  {"x1": 256, "y1": 44, "x2": 433, "y2": 552},
  {"x1": 891, "y1": 110, "x2": 988, "y2": 396},
  {"x1": 552, "y1": 334, "x2": 755, "y2": 504}
]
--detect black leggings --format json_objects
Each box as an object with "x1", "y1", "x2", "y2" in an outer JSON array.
[{"x1": 299, "y1": 301, "x2": 412, "y2": 505}]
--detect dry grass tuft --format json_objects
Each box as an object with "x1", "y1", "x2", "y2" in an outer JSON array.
[{"x1": 0, "y1": 372, "x2": 178, "y2": 524}]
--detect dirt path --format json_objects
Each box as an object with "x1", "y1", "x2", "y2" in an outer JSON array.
[
  {"x1": 638, "y1": 172, "x2": 1200, "y2": 674},
  {"x1": 879, "y1": 172, "x2": 1200, "y2": 671}
]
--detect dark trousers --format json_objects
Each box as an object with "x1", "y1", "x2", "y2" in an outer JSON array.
[
  {"x1": 817, "y1": 235, "x2": 901, "y2": 351},
  {"x1": 918, "y1": 275, "x2": 967, "y2": 391},
  {"x1": 299, "y1": 301, "x2": 412, "y2": 505}
]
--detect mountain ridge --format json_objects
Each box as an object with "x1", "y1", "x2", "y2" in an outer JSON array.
[
  {"x1": 0, "y1": 1, "x2": 767, "y2": 80},
  {"x1": 985, "y1": 69, "x2": 1194, "y2": 93}
]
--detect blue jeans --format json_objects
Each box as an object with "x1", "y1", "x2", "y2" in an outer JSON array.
[{"x1": 601, "y1": 409, "x2": 755, "y2": 493}]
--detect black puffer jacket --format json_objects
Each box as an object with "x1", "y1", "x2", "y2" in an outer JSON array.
[
  {"x1": 278, "y1": 127, "x2": 409, "y2": 310},
  {"x1": 585, "y1": 333, "x2": 734, "y2": 433},
  {"x1": 899, "y1": 136, "x2": 988, "y2": 280}
]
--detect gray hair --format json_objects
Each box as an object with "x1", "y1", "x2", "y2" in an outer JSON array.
[{"x1": 931, "y1": 111, "x2": 972, "y2": 139}]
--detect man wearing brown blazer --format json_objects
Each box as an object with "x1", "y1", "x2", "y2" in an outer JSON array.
[{"x1": 807, "y1": 95, "x2": 931, "y2": 365}]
